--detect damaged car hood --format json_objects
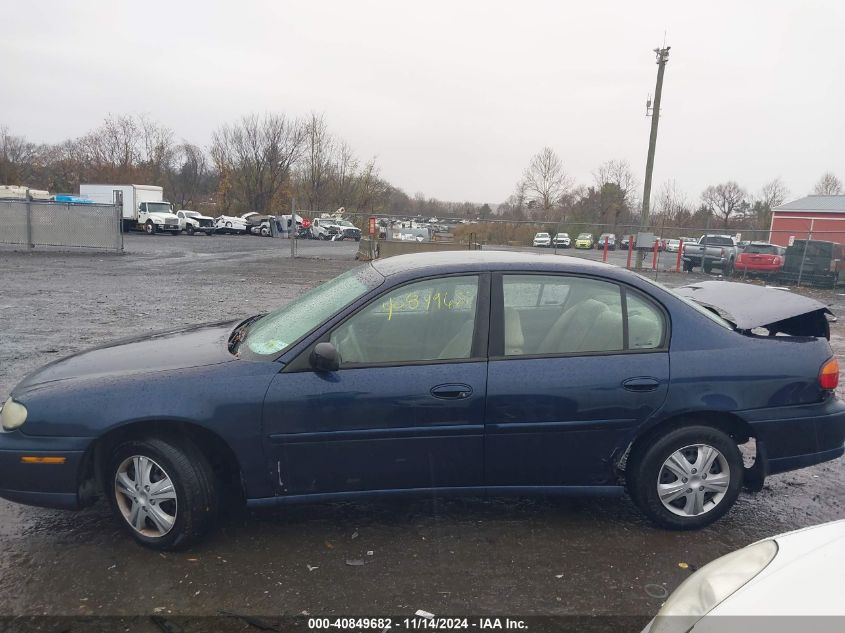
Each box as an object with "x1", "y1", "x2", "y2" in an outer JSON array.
[{"x1": 674, "y1": 281, "x2": 833, "y2": 337}]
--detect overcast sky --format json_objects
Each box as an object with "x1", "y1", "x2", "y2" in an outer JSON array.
[{"x1": 3, "y1": 1, "x2": 843, "y2": 205}]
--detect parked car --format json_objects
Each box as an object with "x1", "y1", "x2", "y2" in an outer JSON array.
[
  {"x1": 241, "y1": 212, "x2": 275, "y2": 236},
  {"x1": 663, "y1": 238, "x2": 681, "y2": 253},
  {"x1": 595, "y1": 233, "x2": 616, "y2": 250},
  {"x1": 214, "y1": 215, "x2": 249, "y2": 234},
  {"x1": 682, "y1": 234, "x2": 739, "y2": 274},
  {"x1": 335, "y1": 219, "x2": 362, "y2": 241},
  {"x1": 310, "y1": 217, "x2": 342, "y2": 240},
  {"x1": 533, "y1": 232, "x2": 551, "y2": 247},
  {"x1": 552, "y1": 232, "x2": 571, "y2": 248},
  {"x1": 643, "y1": 519, "x2": 845, "y2": 632},
  {"x1": 1, "y1": 253, "x2": 842, "y2": 550},
  {"x1": 176, "y1": 210, "x2": 215, "y2": 236},
  {"x1": 734, "y1": 242, "x2": 784, "y2": 277},
  {"x1": 778, "y1": 239, "x2": 845, "y2": 288},
  {"x1": 574, "y1": 233, "x2": 594, "y2": 249}
]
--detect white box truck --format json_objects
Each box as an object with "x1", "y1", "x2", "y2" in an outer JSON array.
[{"x1": 79, "y1": 184, "x2": 180, "y2": 233}]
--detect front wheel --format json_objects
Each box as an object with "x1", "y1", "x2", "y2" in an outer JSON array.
[
  {"x1": 144, "y1": 221, "x2": 155, "y2": 235},
  {"x1": 186, "y1": 225, "x2": 195, "y2": 235},
  {"x1": 627, "y1": 425, "x2": 743, "y2": 530},
  {"x1": 108, "y1": 436, "x2": 218, "y2": 550}
]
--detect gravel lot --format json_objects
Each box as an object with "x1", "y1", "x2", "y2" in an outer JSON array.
[{"x1": 0, "y1": 234, "x2": 843, "y2": 624}]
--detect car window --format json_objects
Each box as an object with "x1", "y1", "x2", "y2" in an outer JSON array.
[
  {"x1": 743, "y1": 244, "x2": 778, "y2": 254},
  {"x1": 626, "y1": 292, "x2": 665, "y2": 349},
  {"x1": 501, "y1": 275, "x2": 668, "y2": 356},
  {"x1": 330, "y1": 276, "x2": 479, "y2": 365},
  {"x1": 502, "y1": 275, "x2": 624, "y2": 356},
  {"x1": 702, "y1": 236, "x2": 734, "y2": 246}
]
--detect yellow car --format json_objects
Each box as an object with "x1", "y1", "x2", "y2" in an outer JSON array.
[{"x1": 574, "y1": 233, "x2": 594, "y2": 249}]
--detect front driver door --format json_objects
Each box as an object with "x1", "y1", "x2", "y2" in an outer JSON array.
[{"x1": 262, "y1": 273, "x2": 489, "y2": 496}]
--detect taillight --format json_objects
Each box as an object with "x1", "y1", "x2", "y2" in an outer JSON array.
[{"x1": 819, "y1": 357, "x2": 840, "y2": 390}]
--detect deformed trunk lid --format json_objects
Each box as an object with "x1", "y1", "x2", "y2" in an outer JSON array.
[{"x1": 674, "y1": 280, "x2": 833, "y2": 338}]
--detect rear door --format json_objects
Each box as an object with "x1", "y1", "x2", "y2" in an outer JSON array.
[
  {"x1": 262, "y1": 273, "x2": 490, "y2": 496},
  {"x1": 484, "y1": 273, "x2": 670, "y2": 486}
]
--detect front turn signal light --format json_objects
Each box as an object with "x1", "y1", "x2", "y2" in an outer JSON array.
[{"x1": 819, "y1": 357, "x2": 840, "y2": 390}]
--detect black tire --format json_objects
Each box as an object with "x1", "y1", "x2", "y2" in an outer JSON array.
[
  {"x1": 107, "y1": 436, "x2": 218, "y2": 550},
  {"x1": 627, "y1": 424, "x2": 743, "y2": 530},
  {"x1": 144, "y1": 221, "x2": 155, "y2": 235},
  {"x1": 703, "y1": 260, "x2": 713, "y2": 274},
  {"x1": 186, "y1": 225, "x2": 195, "y2": 236},
  {"x1": 683, "y1": 260, "x2": 694, "y2": 273},
  {"x1": 205, "y1": 231, "x2": 214, "y2": 236}
]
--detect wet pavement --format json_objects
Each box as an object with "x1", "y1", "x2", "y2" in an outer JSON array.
[{"x1": 0, "y1": 234, "x2": 843, "y2": 619}]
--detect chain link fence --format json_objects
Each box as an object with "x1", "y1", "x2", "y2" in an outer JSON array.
[{"x1": 0, "y1": 200, "x2": 123, "y2": 252}]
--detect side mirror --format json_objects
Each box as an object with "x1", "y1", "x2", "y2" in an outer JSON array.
[{"x1": 310, "y1": 342, "x2": 339, "y2": 372}]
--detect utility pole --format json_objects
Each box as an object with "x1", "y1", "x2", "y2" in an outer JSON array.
[{"x1": 637, "y1": 46, "x2": 670, "y2": 268}]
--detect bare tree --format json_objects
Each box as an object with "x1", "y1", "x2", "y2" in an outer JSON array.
[
  {"x1": 701, "y1": 182, "x2": 747, "y2": 230},
  {"x1": 0, "y1": 126, "x2": 38, "y2": 184},
  {"x1": 593, "y1": 159, "x2": 638, "y2": 228},
  {"x1": 330, "y1": 140, "x2": 359, "y2": 210},
  {"x1": 138, "y1": 114, "x2": 175, "y2": 182},
  {"x1": 354, "y1": 158, "x2": 385, "y2": 213},
  {"x1": 211, "y1": 113, "x2": 305, "y2": 212},
  {"x1": 656, "y1": 179, "x2": 691, "y2": 223},
  {"x1": 751, "y1": 177, "x2": 789, "y2": 229},
  {"x1": 84, "y1": 114, "x2": 142, "y2": 179},
  {"x1": 300, "y1": 112, "x2": 334, "y2": 213},
  {"x1": 813, "y1": 172, "x2": 843, "y2": 195},
  {"x1": 169, "y1": 143, "x2": 209, "y2": 208},
  {"x1": 522, "y1": 147, "x2": 572, "y2": 211}
]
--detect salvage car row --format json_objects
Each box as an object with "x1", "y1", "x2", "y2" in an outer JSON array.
[{"x1": 147, "y1": 210, "x2": 363, "y2": 241}]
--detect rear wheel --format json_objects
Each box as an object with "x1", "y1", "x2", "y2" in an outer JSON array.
[
  {"x1": 703, "y1": 260, "x2": 713, "y2": 274},
  {"x1": 108, "y1": 436, "x2": 218, "y2": 550},
  {"x1": 627, "y1": 425, "x2": 743, "y2": 530}
]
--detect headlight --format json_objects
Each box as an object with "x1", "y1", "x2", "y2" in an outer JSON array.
[
  {"x1": 650, "y1": 540, "x2": 777, "y2": 633},
  {"x1": 152, "y1": 218, "x2": 164, "y2": 224},
  {"x1": 0, "y1": 397, "x2": 28, "y2": 431}
]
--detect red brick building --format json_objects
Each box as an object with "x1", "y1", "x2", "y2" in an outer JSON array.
[{"x1": 769, "y1": 195, "x2": 845, "y2": 247}]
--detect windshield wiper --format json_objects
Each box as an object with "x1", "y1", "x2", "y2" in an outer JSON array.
[{"x1": 228, "y1": 314, "x2": 264, "y2": 354}]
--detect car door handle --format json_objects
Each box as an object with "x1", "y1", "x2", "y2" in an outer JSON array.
[
  {"x1": 622, "y1": 377, "x2": 660, "y2": 392},
  {"x1": 430, "y1": 384, "x2": 473, "y2": 400}
]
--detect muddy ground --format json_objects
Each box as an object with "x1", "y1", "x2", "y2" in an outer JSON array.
[{"x1": 0, "y1": 234, "x2": 843, "y2": 624}]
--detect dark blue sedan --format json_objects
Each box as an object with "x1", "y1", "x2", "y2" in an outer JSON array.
[{"x1": 1, "y1": 251, "x2": 843, "y2": 549}]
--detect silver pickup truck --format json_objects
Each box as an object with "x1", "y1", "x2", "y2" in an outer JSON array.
[{"x1": 682, "y1": 234, "x2": 739, "y2": 274}]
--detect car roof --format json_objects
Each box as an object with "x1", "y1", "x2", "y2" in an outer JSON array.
[{"x1": 371, "y1": 250, "x2": 621, "y2": 278}]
